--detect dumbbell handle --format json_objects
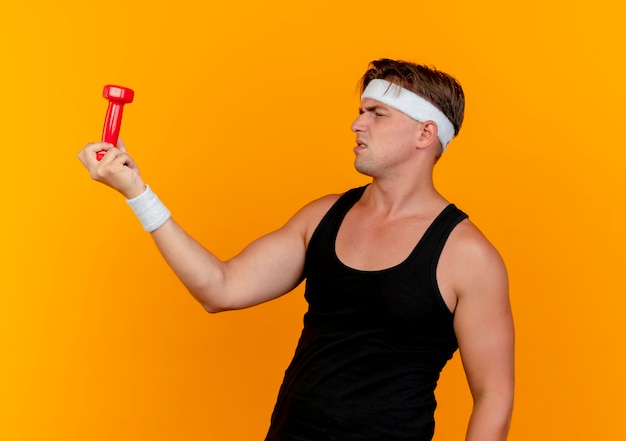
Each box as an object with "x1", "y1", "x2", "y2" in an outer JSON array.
[{"x1": 97, "y1": 85, "x2": 134, "y2": 161}]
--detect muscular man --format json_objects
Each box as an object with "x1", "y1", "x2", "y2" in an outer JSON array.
[{"x1": 78, "y1": 59, "x2": 514, "y2": 441}]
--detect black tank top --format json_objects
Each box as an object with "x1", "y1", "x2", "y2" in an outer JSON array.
[{"x1": 265, "y1": 186, "x2": 468, "y2": 441}]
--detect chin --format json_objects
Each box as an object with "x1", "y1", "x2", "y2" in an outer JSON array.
[{"x1": 354, "y1": 162, "x2": 375, "y2": 178}]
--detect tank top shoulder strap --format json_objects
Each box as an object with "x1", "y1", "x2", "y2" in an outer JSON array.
[
  {"x1": 416, "y1": 204, "x2": 469, "y2": 266},
  {"x1": 311, "y1": 186, "x2": 367, "y2": 239},
  {"x1": 305, "y1": 186, "x2": 366, "y2": 265}
]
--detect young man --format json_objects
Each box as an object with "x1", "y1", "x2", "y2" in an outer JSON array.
[{"x1": 78, "y1": 59, "x2": 514, "y2": 441}]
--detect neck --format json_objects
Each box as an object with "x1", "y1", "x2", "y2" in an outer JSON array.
[{"x1": 362, "y1": 170, "x2": 447, "y2": 217}]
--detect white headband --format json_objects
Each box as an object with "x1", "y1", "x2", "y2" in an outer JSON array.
[{"x1": 361, "y1": 79, "x2": 456, "y2": 150}]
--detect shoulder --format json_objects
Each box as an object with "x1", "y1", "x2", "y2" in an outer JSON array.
[
  {"x1": 440, "y1": 218, "x2": 508, "y2": 301},
  {"x1": 294, "y1": 192, "x2": 342, "y2": 221},
  {"x1": 285, "y1": 192, "x2": 344, "y2": 245},
  {"x1": 446, "y1": 219, "x2": 504, "y2": 265}
]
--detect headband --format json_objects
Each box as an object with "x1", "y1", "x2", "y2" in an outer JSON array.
[{"x1": 361, "y1": 79, "x2": 456, "y2": 150}]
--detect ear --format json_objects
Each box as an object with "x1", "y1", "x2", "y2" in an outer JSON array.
[{"x1": 415, "y1": 120, "x2": 440, "y2": 151}]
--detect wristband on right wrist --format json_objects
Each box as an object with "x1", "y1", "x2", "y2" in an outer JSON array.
[{"x1": 126, "y1": 185, "x2": 171, "y2": 232}]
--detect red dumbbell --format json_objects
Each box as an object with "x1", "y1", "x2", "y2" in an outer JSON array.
[{"x1": 97, "y1": 85, "x2": 135, "y2": 161}]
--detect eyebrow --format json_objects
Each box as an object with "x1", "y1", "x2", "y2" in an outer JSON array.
[{"x1": 359, "y1": 104, "x2": 391, "y2": 114}]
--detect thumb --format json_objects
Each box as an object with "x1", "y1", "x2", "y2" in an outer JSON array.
[{"x1": 117, "y1": 137, "x2": 127, "y2": 152}]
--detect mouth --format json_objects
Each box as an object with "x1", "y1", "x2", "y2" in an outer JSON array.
[{"x1": 355, "y1": 139, "x2": 367, "y2": 151}]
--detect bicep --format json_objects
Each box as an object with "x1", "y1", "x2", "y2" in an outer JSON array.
[
  {"x1": 219, "y1": 221, "x2": 308, "y2": 310},
  {"x1": 214, "y1": 194, "x2": 338, "y2": 311}
]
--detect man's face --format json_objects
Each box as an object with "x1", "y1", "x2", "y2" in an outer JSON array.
[{"x1": 350, "y1": 98, "x2": 423, "y2": 178}]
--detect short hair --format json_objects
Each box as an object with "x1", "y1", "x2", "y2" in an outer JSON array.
[{"x1": 360, "y1": 59, "x2": 465, "y2": 138}]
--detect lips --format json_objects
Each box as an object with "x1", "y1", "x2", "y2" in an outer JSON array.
[{"x1": 353, "y1": 142, "x2": 367, "y2": 154}]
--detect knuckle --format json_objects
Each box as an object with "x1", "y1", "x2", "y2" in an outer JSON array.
[{"x1": 94, "y1": 166, "x2": 108, "y2": 180}]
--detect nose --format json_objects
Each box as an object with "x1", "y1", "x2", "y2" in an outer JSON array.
[{"x1": 351, "y1": 112, "x2": 365, "y2": 133}]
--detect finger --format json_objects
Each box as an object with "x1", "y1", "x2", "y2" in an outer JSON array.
[
  {"x1": 117, "y1": 138, "x2": 127, "y2": 152},
  {"x1": 88, "y1": 141, "x2": 114, "y2": 153},
  {"x1": 78, "y1": 141, "x2": 108, "y2": 157},
  {"x1": 78, "y1": 142, "x2": 112, "y2": 166},
  {"x1": 97, "y1": 144, "x2": 123, "y2": 165},
  {"x1": 111, "y1": 140, "x2": 138, "y2": 170},
  {"x1": 101, "y1": 146, "x2": 136, "y2": 171},
  {"x1": 83, "y1": 142, "x2": 113, "y2": 159}
]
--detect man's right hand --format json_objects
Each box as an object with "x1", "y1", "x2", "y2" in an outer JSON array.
[{"x1": 77, "y1": 139, "x2": 146, "y2": 200}]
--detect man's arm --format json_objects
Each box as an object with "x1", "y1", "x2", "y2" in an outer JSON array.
[
  {"x1": 78, "y1": 141, "x2": 335, "y2": 312},
  {"x1": 442, "y1": 221, "x2": 515, "y2": 441},
  {"x1": 149, "y1": 209, "x2": 312, "y2": 312}
]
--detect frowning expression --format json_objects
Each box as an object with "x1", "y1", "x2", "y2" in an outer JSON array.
[{"x1": 351, "y1": 98, "x2": 423, "y2": 178}]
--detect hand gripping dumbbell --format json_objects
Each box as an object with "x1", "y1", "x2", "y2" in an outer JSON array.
[{"x1": 97, "y1": 85, "x2": 135, "y2": 161}]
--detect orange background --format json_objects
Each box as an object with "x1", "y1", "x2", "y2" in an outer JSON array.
[{"x1": 1, "y1": 1, "x2": 625, "y2": 439}]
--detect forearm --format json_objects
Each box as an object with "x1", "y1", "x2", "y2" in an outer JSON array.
[
  {"x1": 123, "y1": 185, "x2": 230, "y2": 311},
  {"x1": 124, "y1": 184, "x2": 310, "y2": 313},
  {"x1": 150, "y1": 218, "x2": 229, "y2": 312},
  {"x1": 465, "y1": 394, "x2": 513, "y2": 441}
]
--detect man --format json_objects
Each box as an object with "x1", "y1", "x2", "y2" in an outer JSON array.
[{"x1": 78, "y1": 59, "x2": 514, "y2": 441}]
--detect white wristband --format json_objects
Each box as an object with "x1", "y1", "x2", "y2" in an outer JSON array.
[{"x1": 126, "y1": 185, "x2": 171, "y2": 232}]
